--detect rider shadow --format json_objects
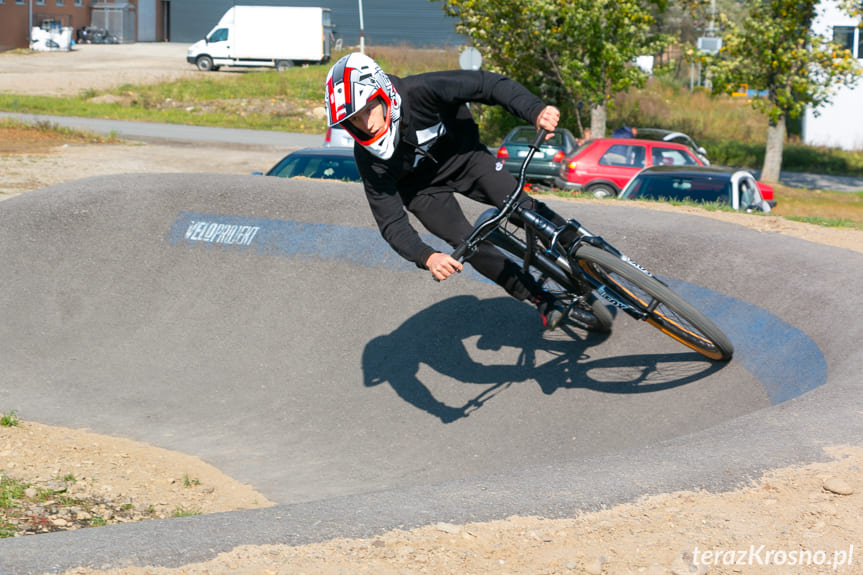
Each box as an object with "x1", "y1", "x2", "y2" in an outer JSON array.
[{"x1": 361, "y1": 295, "x2": 727, "y2": 423}]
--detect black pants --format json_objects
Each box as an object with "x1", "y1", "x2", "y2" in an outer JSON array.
[{"x1": 405, "y1": 151, "x2": 564, "y2": 301}]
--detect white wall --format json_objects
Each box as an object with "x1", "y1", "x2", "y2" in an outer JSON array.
[{"x1": 803, "y1": 0, "x2": 863, "y2": 151}]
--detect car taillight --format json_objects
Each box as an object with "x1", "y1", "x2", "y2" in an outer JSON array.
[
  {"x1": 497, "y1": 146, "x2": 509, "y2": 159},
  {"x1": 567, "y1": 160, "x2": 578, "y2": 171},
  {"x1": 552, "y1": 150, "x2": 565, "y2": 163},
  {"x1": 324, "y1": 127, "x2": 332, "y2": 144}
]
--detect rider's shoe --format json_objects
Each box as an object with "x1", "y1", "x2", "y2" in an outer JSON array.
[{"x1": 534, "y1": 292, "x2": 567, "y2": 331}]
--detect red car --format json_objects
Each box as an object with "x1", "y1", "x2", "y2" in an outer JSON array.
[
  {"x1": 554, "y1": 137, "x2": 775, "y2": 203},
  {"x1": 554, "y1": 137, "x2": 705, "y2": 197}
]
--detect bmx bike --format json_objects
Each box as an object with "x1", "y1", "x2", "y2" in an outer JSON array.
[{"x1": 452, "y1": 129, "x2": 734, "y2": 361}]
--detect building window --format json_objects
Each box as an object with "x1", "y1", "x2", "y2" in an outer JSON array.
[
  {"x1": 56, "y1": 0, "x2": 64, "y2": 5},
  {"x1": 833, "y1": 25, "x2": 857, "y2": 57},
  {"x1": 16, "y1": 0, "x2": 24, "y2": 5},
  {"x1": 75, "y1": 0, "x2": 82, "y2": 5},
  {"x1": 36, "y1": 0, "x2": 46, "y2": 5}
]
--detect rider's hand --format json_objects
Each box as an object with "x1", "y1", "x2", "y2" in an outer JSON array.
[
  {"x1": 536, "y1": 106, "x2": 560, "y2": 140},
  {"x1": 426, "y1": 252, "x2": 463, "y2": 281}
]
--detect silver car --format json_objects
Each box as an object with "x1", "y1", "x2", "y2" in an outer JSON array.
[
  {"x1": 323, "y1": 126, "x2": 355, "y2": 148},
  {"x1": 635, "y1": 128, "x2": 710, "y2": 166}
]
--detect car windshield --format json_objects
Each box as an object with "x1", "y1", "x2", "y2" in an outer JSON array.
[
  {"x1": 623, "y1": 175, "x2": 731, "y2": 204},
  {"x1": 270, "y1": 155, "x2": 360, "y2": 181},
  {"x1": 507, "y1": 128, "x2": 566, "y2": 147}
]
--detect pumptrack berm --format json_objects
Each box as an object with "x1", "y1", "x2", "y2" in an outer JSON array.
[{"x1": 1, "y1": 173, "x2": 861, "y2": 573}]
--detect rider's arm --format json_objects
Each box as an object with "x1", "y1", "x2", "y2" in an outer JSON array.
[
  {"x1": 409, "y1": 70, "x2": 548, "y2": 128},
  {"x1": 360, "y1": 166, "x2": 437, "y2": 269}
]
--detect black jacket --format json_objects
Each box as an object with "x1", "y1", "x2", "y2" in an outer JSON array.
[{"x1": 354, "y1": 70, "x2": 545, "y2": 267}]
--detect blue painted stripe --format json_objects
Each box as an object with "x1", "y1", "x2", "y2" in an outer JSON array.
[
  {"x1": 165, "y1": 212, "x2": 827, "y2": 404},
  {"x1": 165, "y1": 211, "x2": 488, "y2": 281},
  {"x1": 664, "y1": 277, "x2": 827, "y2": 405}
]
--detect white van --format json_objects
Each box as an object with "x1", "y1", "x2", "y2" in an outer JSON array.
[{"x1": 186, "y1": 6, "x2": 334, "y2": 72}]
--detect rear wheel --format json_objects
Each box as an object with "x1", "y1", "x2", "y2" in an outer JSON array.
[
  {"x1": 276, "y1": 60, "x2": 294, "y2": 71},
  {"x1": 587, "y1": 183, "x2": 615, "y2": 198},
  {"x1": 574, "y1": 244, "x2": 733, "y2": 360}
]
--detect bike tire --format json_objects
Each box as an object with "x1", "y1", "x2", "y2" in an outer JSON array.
[
  {"x1": 486, "y1": 228, "x2": 614, "y2": 333},
  {"x1": 573, "y1": 244, "x2": 733, "y2": 360}
]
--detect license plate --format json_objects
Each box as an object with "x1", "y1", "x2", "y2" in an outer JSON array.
[{"x1": 517, "y1": 150, "x2": 544, "y2": 158}]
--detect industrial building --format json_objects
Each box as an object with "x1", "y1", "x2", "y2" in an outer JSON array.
[{"x1": 0, "y1": 0, "x2": 462, "y2": 51}]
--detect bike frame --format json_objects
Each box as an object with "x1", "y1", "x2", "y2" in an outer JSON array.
[{"x1": 452, "y1": 129, "x2": 651, "y2": 322}]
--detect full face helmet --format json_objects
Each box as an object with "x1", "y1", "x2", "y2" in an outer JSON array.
[{"x1": 325, "y1": 53, "x2": 402, "y2": 160}]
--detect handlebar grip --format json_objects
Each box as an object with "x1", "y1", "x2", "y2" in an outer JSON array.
[
  {"x1": 452, "y1": 242, "x2": 469, "y2": 262},
  {"x1": 532, "y1": 128, "x2": 548, "y2": 149}
]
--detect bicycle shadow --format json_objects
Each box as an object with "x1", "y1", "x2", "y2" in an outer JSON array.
[{"x1": 361, "y1": 295, "x2": 726, "y2": 423}]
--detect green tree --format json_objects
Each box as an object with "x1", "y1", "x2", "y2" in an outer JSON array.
[
  {"x1": 704, "y1": 0, "x2": 861, "y2": 183},
  {"x1": 436, "y1": 0, "x2": 672, "y2": 139}
]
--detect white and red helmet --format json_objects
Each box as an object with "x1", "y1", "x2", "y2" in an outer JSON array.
[{"x1": 325, "y1": 53, "x2": 402, "y2": 160}]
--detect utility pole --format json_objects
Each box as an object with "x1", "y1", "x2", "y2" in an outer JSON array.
[{"x1": 358, "y1": 0, "x2": 365, "y2": 53}]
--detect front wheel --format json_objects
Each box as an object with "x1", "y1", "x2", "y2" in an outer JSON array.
[
  {"x1": 196, "y1": 56, "x2": 215, "y2": 72},
  {"x1": 275, "y1": 60, "x2": 294, "y2": 71},
  {"x1": 574, "y1": 244, "x2": 733, "y2": 360}
]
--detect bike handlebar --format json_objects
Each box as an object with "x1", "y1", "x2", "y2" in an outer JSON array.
[
  {"x1": 450, "y1": 128, "x2": 549, "y2": 263},
  {"x1": 452, "y1": 240, "x2": 470, "y2": 262}
]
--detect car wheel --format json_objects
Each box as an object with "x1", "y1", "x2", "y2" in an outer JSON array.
[
  {"x1": 276, "y1": 60, "x2": 294, "y2": 71},
  {"x1": 196, "y1": 56, "x2": 215, "y2": 72},
  {"x1": 588, "y1": 183, "x2": 615, "y2": 198}
]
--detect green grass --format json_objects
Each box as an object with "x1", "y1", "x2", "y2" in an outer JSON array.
[
  {"x1": 0, "y1": 472, "x2": 120, "y2": 538},
  {"x1": 769, "y1": 187, "x2": 863, "y2": 229},
  {"x1": 182, "y1": 474, "x2": 201, "y2": 488},
  {"x1": 0, "y1": 118, "x2": 120, "y2": 144},
  {"x1": 0, "y1": 476, "x2": 27, "y2": 508},
  {"x1": 0, "y1": 476, "x2": 27, "y2": 538},
  {"x1": 0, "y1": 411, "x2": 19, "y2": 427},
  {"x1": 172, "y1": 506, "x2": 201, "y2": 517},
  {"x1": 0, "y1": 46, "x2": 458, "y2": 135}
]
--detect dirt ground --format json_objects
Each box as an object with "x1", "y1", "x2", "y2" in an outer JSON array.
[
  {"x1": 1, "y1": 44, "x2": 863, "y2": 574},
  {"x1": 0, "y1": 43, "x2": 197, "y2": 97}
]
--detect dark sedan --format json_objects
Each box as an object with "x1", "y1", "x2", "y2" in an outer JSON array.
[
  {"x1": 496, "y1": 126, "x2": 579, "y2": 186},
  {"x1": 260, "y1": 147, "x2": 361, "y2": 182},
  {"x1": 618, "y1": 166, "x2": 773, "y2": 212}
]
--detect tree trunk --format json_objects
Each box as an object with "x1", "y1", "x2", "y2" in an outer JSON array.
[
  {"x1": 590, "y1": 103, "x2": 607, "y2": 139},
  {"x1": 761, "y1": 115, "x2": 785, "y2": 184}
]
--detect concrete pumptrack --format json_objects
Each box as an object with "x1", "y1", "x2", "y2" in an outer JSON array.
[{"x1": 1, "y1": 173, "x2": 861, "y2": 573}]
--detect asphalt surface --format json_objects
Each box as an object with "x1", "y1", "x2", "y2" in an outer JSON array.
[
  {"x1": 0, "y1": 111, "x2": 322, "y2": 149},
  {"x1": 0, "y1": 120, "x2": 861, "y2": 573}
]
